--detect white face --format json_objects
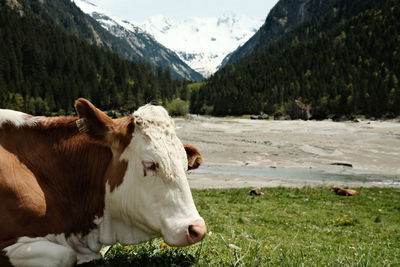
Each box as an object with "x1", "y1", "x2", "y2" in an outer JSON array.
[{"x1": 105, "y1": 105, "x2": 204, "y2": 246}]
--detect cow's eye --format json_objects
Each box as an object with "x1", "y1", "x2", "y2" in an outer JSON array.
[{"x1": 142, "y1": 161, "x2": 159, "y2": 172}]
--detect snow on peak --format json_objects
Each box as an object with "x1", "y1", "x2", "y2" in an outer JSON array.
[
  {"x1": 72, "y1": 0, "x2": 105, "y2": 16},
  {"x1": 72, "y1": 0, "x2": 142, "y2": 33},
  {"x1": 139, "y1": 14, "x2": 264, "y2": 77}
]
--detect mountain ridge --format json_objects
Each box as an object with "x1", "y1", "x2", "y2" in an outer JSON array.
[{"x1": 139, "y1": 14, "x2": 264, "y2": 77}]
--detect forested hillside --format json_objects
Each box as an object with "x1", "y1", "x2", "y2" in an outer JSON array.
[
  {"x1": 3, "y1": 0, "x2": 202, "y2": 81},
  {"x1": 221, "y1": 0, "x2": 338, "y2": 67},
  {"x1": 0, "y1": 6, "x2": 188, "y2": 115},
  {"x1": 191, "y1": 0, "x2": 400, "y2": 118}
]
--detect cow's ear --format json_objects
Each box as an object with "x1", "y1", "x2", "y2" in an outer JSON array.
[
  {"x1": 184, "y1": 144, "x2": 203, "y2": 170},
  {"x1": 75, "y1": 98, "x2": 114, "y2": 139}
]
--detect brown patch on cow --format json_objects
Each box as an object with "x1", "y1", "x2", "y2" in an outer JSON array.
[
  {"x1": 0, "y1": 99, "x2": 135, "y2": 262},
  {"x1": 106, "y1": 159, "x2": 129, "y2": 192},
  {"x1": 184, "y1": 144, "x2": 203, "y2": 170},
  {"x1": 332, "y1": 187, "x2": 359, "y2": 196},
  {"x1": 105, "y1": 116, "x2": 135, "y2": 191}
]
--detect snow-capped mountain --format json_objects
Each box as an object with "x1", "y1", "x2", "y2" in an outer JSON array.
[
  {"x1": 72, "y1": 0, "x2": 203, "y2": 81},
  {"x1": 139, "y1": 14, "x2": 264, "y2": 77}
]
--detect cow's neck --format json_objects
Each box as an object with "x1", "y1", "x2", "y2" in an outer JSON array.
[{"x1": 0, "y1": 117, "x2": 114, "y2": 235}]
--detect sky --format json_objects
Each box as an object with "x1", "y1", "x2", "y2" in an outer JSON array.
[{"x1": 89, "y1": 0, "x2": 280, "y2": 22}]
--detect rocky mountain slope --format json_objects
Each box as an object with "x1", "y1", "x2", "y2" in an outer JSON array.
[{"x1": 73, "y1": 0, "x2": 203, "y2": 81}]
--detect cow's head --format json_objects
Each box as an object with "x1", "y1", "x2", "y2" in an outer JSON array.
[{"x1": 75, "y1": 98, "x2": 206, "y2": 247}]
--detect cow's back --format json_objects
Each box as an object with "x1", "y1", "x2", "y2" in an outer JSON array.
[{"x1": 0, "y1": 115, "x2": 112, "y2": 265}]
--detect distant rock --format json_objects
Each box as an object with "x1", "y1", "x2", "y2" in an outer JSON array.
[
  {"x1": 330, "y1": 114, "x2": 357, "y2": 122},
  {"x1": 374, "y1": 215, "x2": 382, "y2": 223},
  {"x1": 274, "y1": 115, "x2": 291, "y2": 120},
  {"x1": 250, "y1": 115, "x2": 258, "y2": 120},
  {"x1": 249, "y1": 188, "x2": 264, "y2": 196},
  {"x1": 330, "y1": 162, "x2": 353, "y2": 168},
  {"x1": 250, "y1": 113, "x2": 269, "y2": 120}
]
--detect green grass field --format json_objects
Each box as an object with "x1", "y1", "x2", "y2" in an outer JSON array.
[{"x1": 83, "y1": 187, "x2": 400, "y2": 266}]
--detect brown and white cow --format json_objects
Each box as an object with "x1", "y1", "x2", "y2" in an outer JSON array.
[{"x1": 0, "y1": 98, "x2": 206, "y2": 266}]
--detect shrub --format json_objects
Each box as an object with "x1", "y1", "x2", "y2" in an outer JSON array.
[
  {"x1": 166, "y1": 98, "x2": 189, "y2": 117},
  {"x1": 200, "y1": 104, "x2": 214, "y2": 115}
]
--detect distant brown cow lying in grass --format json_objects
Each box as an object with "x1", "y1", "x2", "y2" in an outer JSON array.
[{"x1": 332, "y1": 187, "x2": 359, "y2": 196}]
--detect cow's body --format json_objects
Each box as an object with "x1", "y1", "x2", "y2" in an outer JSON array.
[{"x1": 0, "y1": 99, "x2": 206, "y2": 266}]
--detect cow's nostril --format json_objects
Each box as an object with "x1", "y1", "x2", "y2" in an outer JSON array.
[
  {"x1": 187, "y1": 220, "x2": 206, "y2": 244},
  {"x1": 189, "y1": 225, "x2": 200, "y2": 239}
]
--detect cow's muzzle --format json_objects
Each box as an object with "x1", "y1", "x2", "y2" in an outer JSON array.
[{"x1": 186, "y1": 219, "x2": 207, "y2": 244}]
